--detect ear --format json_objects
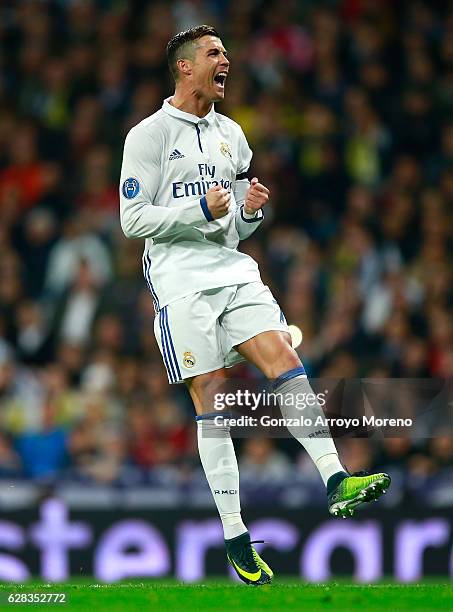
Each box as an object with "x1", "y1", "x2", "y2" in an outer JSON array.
[{"x1": 176, "y1": 58, "x2": 192, "y2": 77}]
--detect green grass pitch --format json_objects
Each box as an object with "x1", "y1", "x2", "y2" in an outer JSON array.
[{"x1": 0, "y1": 580, "x2": 452, "y2": 611}]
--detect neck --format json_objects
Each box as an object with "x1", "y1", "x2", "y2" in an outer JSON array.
[{"x1": 170, "y1": 87, "x2": 213, "y2": 118}]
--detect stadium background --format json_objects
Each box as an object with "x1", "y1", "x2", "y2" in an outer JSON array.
[{"x1": 0, "y1": 0, "x2": 452, "y2": 582}]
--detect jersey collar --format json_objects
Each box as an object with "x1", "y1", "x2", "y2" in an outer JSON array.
[{"x1": 162, "y1": 97, "x2": 216, "y2": 126}]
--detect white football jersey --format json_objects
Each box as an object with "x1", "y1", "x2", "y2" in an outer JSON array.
[{"x1": 119, "y1": 98, "x2": 263, "y2": 311}]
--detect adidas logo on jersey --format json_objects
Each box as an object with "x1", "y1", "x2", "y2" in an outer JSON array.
[{"x1": 169, "y1": 149, "x2": 185, "y2": 160}]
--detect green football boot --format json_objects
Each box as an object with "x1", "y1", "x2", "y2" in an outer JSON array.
[
  {"x1": 328, "y1": 471, "x2": 391, "y2": 518},
  {"x1": 225, "y1": 531, "x2": 273, "y2": 586}
]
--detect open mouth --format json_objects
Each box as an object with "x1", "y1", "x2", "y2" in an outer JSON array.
[{"x1": 214, "y1": 72, "x2": 228, "y2": 88}]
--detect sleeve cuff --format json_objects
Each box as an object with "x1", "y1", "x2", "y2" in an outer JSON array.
[
  {"x1": 200, "y1": 196, "x2": 214, "y2": 222},
  {"x1": 240, "y1": 206, "x2": 263, "y2": 223},
  {"x1": 177, "y1": 197, "x2": 213, "y2": 226}
]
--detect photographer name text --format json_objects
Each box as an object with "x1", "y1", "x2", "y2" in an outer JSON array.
[{"x1": 214, "y1": 415, "x2": 413, "y2": 428}]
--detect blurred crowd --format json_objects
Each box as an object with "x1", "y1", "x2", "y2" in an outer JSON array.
[{"x1": 0, "y1": 0, "x2": 452, "y2": 507}]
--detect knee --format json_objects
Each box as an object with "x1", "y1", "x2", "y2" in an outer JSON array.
[
  {"x1": 270, "y1": 340, "x2": 301, "y2": 379},
  {"x1": 186, "y1": 369, "x2": 228, "y2": 415}
]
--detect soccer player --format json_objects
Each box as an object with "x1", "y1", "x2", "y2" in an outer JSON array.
[{"x1": 119, "y1": 25, "x2": 390, "y2": 586}]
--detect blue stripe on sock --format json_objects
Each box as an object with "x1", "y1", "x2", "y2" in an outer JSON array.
[
  {"x1": 273, "y1": 366, "x2": 306, "y2": 390},
  {"x1": 159, "y1": 309, "x2": 175, "y2": 383},
  {"x1": 195, "y1": 412, "x2": 233, "y2": 421},
  {"x1": 164, "y1": 306, "x2": 182, "y2": 381}
]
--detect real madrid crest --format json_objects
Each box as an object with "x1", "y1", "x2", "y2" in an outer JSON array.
[
  {"x1": 183, "y1": 351, "x2": 196, "y2": 368},
  {"x1": 220, "y1": 142, "x2": 232, "y2": 159}
]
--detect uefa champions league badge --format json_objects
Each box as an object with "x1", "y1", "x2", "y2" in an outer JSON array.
[{"x1": 122, "y1": 177, "x2": 140, "y2": 199}]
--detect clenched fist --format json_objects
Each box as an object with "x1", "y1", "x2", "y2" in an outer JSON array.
[
  {"x1": 206, "y1": 185, "x2": 231, "y2": 219},
  {"x1": 244, "y1": 177, "x2": 270, "y2": 214}
]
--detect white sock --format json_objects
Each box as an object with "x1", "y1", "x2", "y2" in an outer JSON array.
[
  {"x1": 276, "y1": 370, "x2": 345, "y2": 486},
  {"x1": 316, "y1": 453, "x2": 346, "y2": 486},
  {"x1": 197, "y1": 415, "x2": 247, "y2": 540}
]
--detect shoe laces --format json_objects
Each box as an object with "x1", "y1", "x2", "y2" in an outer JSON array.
[{"x1": 237, "y1": 540, "x2": 265, "y2": 572}]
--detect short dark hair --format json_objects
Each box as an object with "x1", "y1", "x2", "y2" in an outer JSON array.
[{"x1": 166, "y1": 25, "x2": 220, "y2": 82}]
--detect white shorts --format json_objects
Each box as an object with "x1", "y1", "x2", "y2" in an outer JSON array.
[{"x1": 154, "y1": 281, "x2": 289, "y2": 384}]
